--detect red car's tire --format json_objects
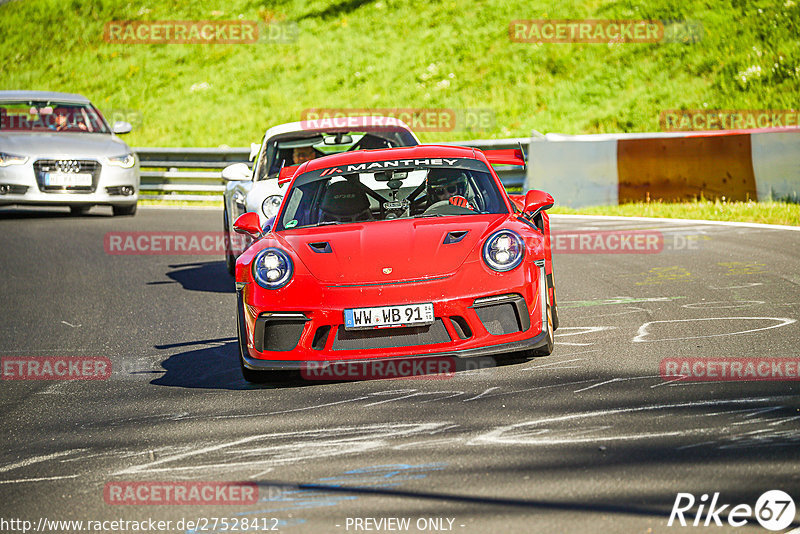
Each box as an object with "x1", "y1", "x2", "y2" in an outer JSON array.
[
  {"x1": 224, "y1": 206, "x2": 236, "y2": 277},
  {"x1": 237, "y1": 293, "x2": 269, "y2": 383}
]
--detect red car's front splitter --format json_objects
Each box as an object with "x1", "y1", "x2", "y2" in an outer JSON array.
[{"x1": 238, "y1": 262, "x2": 550, "y2": 371}]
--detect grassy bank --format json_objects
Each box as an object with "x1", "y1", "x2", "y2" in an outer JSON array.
[
  {"x1": 1, "y1": 0, "x2": 798, "y2": 147},
  {"x1": 551, "y1": 199, "x2": 800, "y2": 226}
]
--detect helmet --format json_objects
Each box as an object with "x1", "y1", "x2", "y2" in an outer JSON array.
[{"x1": 426, "y1": 169, "x2": 468, "y2": 204}]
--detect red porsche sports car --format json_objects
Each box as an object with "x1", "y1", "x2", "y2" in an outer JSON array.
[{"x1": 233, "y1": 145, "x2": 558, "y2": 382}]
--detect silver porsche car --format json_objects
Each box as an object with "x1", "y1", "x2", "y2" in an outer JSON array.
[
  {"x1": 221, "y1": 117, "x2": 419, "y2": 274},
  {"x1": 0, "y1": 90, "x2": 139, "y2": 216}
]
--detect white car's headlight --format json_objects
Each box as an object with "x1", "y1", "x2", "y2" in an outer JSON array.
[
  {"x1": 0, "y1": 152, "x2": 29, "y2": 167},
  {"x1": 253, "y1": 248, "x2": 293, "y2": 289},
  {"x1": 482, "y1": 230, "x2": 525, "y2": 272},
  {"x1": 262, "y1": 195, "x2": 282, "y2": 218},
  {"x1": 232, "y1": 190, "x2": 247, "y2": 212},
  {"x1": 104, "y1": 153, "x2": 136, "y2": 168}
]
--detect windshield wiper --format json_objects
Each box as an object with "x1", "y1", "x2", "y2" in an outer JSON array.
[{"x1": 316, "y1": 221, "x2": 342, "y2": 226}]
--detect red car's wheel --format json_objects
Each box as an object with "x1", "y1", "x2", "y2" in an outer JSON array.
[
  {"x1": 237, "y1": 292, "x2": 268, "y2": 383},
  {"x1": 224, "y1": 206, "x2": 236, "y2": 277},
  {"x1": 529, "y1": 294, "x2": 554, "y2": 357}
]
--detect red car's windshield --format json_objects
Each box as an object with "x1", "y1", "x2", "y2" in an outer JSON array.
[{"x1": 277, "y1": 157, "x2": 508, "y2": 230}]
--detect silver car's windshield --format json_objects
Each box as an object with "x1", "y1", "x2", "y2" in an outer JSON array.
[{"x1": 0, "y1": 101, "x2": 110, "y2": 134}]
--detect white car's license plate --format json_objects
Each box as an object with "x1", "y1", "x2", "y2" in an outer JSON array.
[
  {"x1": 44, "y1": 172, "x2": 92, "y2": 187},
  {"x1": 344, "y1": 303, "x2": 434, "y2": 330}
]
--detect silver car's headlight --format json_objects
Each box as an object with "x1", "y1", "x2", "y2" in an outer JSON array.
[
  {"x1": 104, "y1": 153, "x2": 136, "y2": 168},
  {"x1": 253, "y1": 248, "x2": 293, "y2": 289},
  {"x1": 482, "y1": 230, "x2": 525, "y2": 272},
  {"x1": 262, "y1": 195, "x2": 282, "y2": 218},
  {"x1": 0, "y1": 152, "x2": 29, "y2": 167}
]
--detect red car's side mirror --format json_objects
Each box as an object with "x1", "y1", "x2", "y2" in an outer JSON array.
[
  {"x1": 278, "y1": 164, "x2": 301, "y2": 186},
  {"x1": 233, "y1": 212, "x2": 262, "y2": 239},
  {"x1": 524, "y1": 189, "x2": 554, "y2": 217}
]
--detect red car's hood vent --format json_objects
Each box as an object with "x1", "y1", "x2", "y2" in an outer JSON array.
[{"x1": 282, "y1": 217, "x2": 499, "y2": 284}]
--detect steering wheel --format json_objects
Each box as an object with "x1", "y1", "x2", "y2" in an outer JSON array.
[{"x1": 422, "y1": 200, "x2": 476, "y2": 216}]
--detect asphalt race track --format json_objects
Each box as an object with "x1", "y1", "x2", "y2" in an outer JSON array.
[{"x1": 1, "y1": 206, "x2": 799, "y2": 533}]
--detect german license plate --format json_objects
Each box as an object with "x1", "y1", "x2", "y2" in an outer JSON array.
[
  {"x1": 344, "y1": 303, "x2": 434, "y2": 330},
  {"x1": 44, "y1": 172, "x2": 92, "y2": 187}
]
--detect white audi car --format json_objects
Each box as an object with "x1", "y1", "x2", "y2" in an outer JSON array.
[
  {"x1": 221, "y1": 117, "x2": 419, "y2": 274},
  {"x1": 0, "y1": 90, "x2": 139, "y2": 216}
]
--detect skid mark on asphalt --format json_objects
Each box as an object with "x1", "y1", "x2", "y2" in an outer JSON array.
[
  {"x1": 0, "y1": 474, "x2": 80, "y2": 484},
  {"x1": 570, "y1": 306, "x2": 648, "y2": 319},
  {"x1": 709, "y1": 282, "x2": 763, "y2": 290},
  {"x1": 681, "y1": 300, "x2": 765, "y2": 309},
  {"x1": 524, "y1": 357, "x2": 588, "y2": 371},
  {"x1": 572, "y1": 375, "x2": 661, "y2": 393},
  {"x1": 552, "y1": 326, "x2": 617, "y2": 347},
  {"x1": 559, "y1": 296, "x2": 684, "y2": 308},
  {"x1": 468, "y1": 397, "x2": 800, "y2": 450},
  {"x1": 632, "y1": 317, "x2": 797, "y2": 342},
  {"x1": 237, "y1": 463, "x2": 447, "y2": 519},
  {"x1": 113, "y1": 423, "x2": 451, "y2": 475},
  {"x1": 0, "y1": 449, "x2": 87, "y2": 474}
]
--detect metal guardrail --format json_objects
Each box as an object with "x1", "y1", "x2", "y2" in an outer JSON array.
[{"x1": 134, "y1": 138, "x2": 529, "y2": 201}]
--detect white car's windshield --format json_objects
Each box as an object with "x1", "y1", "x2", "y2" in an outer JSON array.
[{"x1": 255, "y1": 130, "x2": 419, "y2": 181}]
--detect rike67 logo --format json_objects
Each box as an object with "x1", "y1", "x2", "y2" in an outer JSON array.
[{"x1": 668, "y1": 490, "x2": 796, "y2": 531}]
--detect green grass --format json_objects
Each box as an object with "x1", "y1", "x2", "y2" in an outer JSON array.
[
  {"x1": 1, "y1": 0, "x2": 798, "y2": 147},
  {"x1": 552, "y1": 199, "x2": 800, "y2": 226}
]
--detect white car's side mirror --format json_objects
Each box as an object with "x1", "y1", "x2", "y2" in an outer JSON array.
[
  {"x1": 112, "y1": 121, "x2": 132, "y2": 134},
  {"x1": 222, "y1": 162, "x2": 251, "y2": 182},
  {"x1": 249, "y1": 142, "x2": 260, "y2": 162}
]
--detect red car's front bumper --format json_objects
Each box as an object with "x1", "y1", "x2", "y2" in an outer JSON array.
[{"x1": 238, "y1": 258, "x2": 549, "y2": 371}]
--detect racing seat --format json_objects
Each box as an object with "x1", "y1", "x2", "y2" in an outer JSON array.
[{"x1": 318, "y1": 180, "x2": 373, "y2": 223}]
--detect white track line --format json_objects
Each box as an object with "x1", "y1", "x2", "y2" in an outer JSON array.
[{"x1": 551, "y1": 214, "x2": 800, "y2": 232}]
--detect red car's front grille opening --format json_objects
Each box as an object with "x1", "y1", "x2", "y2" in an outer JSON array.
[
  {"x1": 331, "y1": 319, "x2": 451, "y2": 351},
  {"x1": 311, "y1": 325, "x2": 331, "y2": 351},
  {"x1": 449, "y1": 315, "x2": 473, "y2": 340},
  {"x1": 472, "y1": 294, "x2": 530, "y2": 336},
  {"x1": 254, "y1": 314, "x2": 308, "y2": 352}
]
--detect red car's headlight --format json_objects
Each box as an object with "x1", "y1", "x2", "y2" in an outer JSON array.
[
  {"x1": 482, "y1": 230, "x2": 525, "y2": 272},
  {"x1": 253, "y1": 247, "x2": 293, "y2": 289}
]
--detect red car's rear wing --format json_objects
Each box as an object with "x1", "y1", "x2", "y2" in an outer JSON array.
[
  {"x1": 278, "y1": 164, "x2": 301, "y2": 185},
  {"x1": 483, "y1": 149, "x2": 525, "y2": 167}
]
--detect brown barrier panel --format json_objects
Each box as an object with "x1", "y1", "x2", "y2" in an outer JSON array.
[{"x1": 617, "y1": 134, "x2": 757, "y2": 202}]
